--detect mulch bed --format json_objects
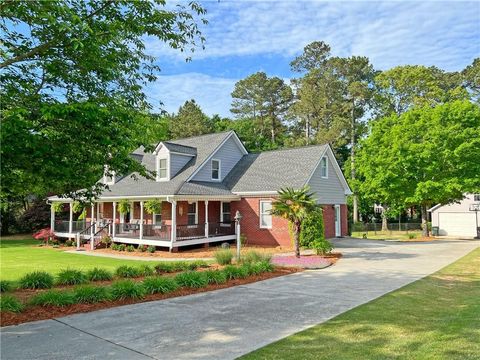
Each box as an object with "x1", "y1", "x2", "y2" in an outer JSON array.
[
  {"x1": 1, "y1": 268, "x2": 300, "y2": 327},
  {"x1": 272, "y1": 253, "x2": 342, "y2": 269}
]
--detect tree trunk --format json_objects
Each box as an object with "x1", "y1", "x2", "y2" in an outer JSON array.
[
  {"x1": 421, "y1": 204, "x2": 429, "y2": 237},
  {"x1": 294, "y1": 222, "x2": 301, "y2": 258},
  {"x1": 350, "y1": 98, "x2": 358, "y2": 223},
  {"x1": 305, "y1": 116, "x2": 310, "y2": 144}
]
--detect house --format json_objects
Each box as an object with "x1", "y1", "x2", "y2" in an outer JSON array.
[
  {"x1": 49, "y1": 131, "x2": 352, "y2": 251},
  {"x1": 428, "y1": 194, "x2": 480, "y2": 238}
]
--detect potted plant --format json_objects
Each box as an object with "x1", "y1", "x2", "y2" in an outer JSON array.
[{"x1": 118, "y1": 200, "x2": 131, "y2": 214}]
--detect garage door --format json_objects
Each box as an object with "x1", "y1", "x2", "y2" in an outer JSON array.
[{"x1": 438, "y1": 212, "x2": 477, "y2": 237}]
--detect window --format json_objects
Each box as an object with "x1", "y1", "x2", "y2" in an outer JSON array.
[
  {"x1": 221, "y1": 202, "x2": 231, "y2": 224},
  {"x1": 211, "y1": 159, "x2": 220, "y2": 180},
  {"x1": 158, "y1": 158, "x2": 168, "y2": 180},
  {"x1": 474, "y1": 194, "x2": 480, "y2": 201},
  {"x1": 153, "y1": 213, "x2": 162, "y2": 228},
  {"x1": 187, "y1": 202, "x2": 197, "y2": 226},
  {"x1": 320, "y1": 157, "x2": 328, "y2": 178},
  {"x1": 259, "y1": 200, "x2": 272, "y2": 229}
]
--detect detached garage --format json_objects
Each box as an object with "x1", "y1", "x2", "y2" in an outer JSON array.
[{"x1": 429, "y1": 194, "x2": 480, "y2": 238}]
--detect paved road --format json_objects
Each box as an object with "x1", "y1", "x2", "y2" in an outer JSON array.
[{"x1": 2, "y1": 238, "x2": 478, "y2": 360}]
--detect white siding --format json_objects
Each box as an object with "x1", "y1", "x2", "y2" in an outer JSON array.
[
  {"x1": 308, "y1": 150, "x2": 347, "y2": 204},
  {"x1": 170, "y1": 154, "x2": 191, "y2": 178},
  {"x1": 192, "y1": 136, "x2": 244, "y2": 182}
]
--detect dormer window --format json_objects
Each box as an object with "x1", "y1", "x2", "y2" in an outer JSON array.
[
  {"x1": 157, "y1": 157, "x2": 168, "y2": 181},
  {"x1": 320, "y1": 157, "x2": 328, "y2": 178},
  {"x1": 211, "y1": 159, "x2": 221, "y2": 180}
]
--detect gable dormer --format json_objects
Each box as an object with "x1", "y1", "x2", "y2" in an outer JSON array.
[
  {"x1": 154, "y1": 142, "x2": 196, "y2": 181},
  {"x1": 188, "y1": 131, "x2": 248, "y2": 182}
]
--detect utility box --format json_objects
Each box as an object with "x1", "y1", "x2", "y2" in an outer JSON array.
[{"x1": 432, "y1": 226, "x2": 439, "y2": 236}]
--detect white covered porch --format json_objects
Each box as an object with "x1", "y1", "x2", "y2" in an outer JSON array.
[{"x1": 49, "y1": 195, "x2": 240, "y2": 251}]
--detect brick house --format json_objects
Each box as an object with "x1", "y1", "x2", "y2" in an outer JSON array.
[{"x1": 49, "y1": 131, "x2": 351, "y2": 250}]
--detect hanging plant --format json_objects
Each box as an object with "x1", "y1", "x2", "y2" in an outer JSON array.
[
  {"x1": 72, "y1": 201, "x2": 83, "y2": 213},
  {"x1": 51, "y1": 202, "x2": 64, "y2": 213},
  {"x1": 118, "y1": 200, "x2": 131, "y2": 214},
  {"x1": 144, "y1": 199, "x2": 162, "y2": 214}
]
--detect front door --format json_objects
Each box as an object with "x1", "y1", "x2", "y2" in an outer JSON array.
[{"x1": 334, "y1": 205, "x2": 341, "y2": 237}]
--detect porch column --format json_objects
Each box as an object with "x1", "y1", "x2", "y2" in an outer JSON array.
[
  {"x1": 140, "y1": 201, "x2": 144, "y2": 241},
  {"x1": 204, "y1": 201, "x2": 209, "y2": 238},
  {"x1": 90, "y1": 203, "x2": 95, "y2": 250},
  {"x1": 68, "y1": 203, "x2": 73, "y2": 235},
  {"x1": 50, "y1": 204, "x2": 55, "y2": 231},
  {"x1": 170, "y1": 200, "x2": 177, "y2": 248},
  {"x1": 112, "y1": 202, "x2": 116, "y2": 238},
  {"x1": 96, "y1": 202, "x2": 100, "y2": 222}
]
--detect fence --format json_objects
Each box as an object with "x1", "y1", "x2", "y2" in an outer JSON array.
[{"x1": 350, "y1": 222, "x2": 422, "y2": 234}]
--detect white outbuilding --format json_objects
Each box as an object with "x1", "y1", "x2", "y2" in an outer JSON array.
[{"x1": 429, "y1": 194, "x2": 480, "y2": 238}]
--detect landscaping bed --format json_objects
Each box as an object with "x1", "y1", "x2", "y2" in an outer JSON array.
[
  {"x1": 1, "y1": 268, "x2": 297, "y2": 327},
  {"x1": 272, "y1": 253, "x2": 342, "y2": 269}
]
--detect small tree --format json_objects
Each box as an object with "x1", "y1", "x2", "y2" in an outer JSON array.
[{"x1": 271, "y1": 186, "x2": 317, "y2": 258}]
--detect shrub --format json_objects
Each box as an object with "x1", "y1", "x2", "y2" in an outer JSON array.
[
  {"x1": 214, "y1": 248, "x2": 234, "y2": 265},
  {"x1": 408, "y1": 233, "x2": 417, "y2": 239},
  {"x1": 139, "y1": 264, "x2": 154, "y2": 276},
  {"x1": 110, "y1": 280, "x2": 145, "y2": 300},
  {"x1": 0, "y1": 280, "x2": 13, "y2": 293},
  {"x1": 86, "y1": 267, "x2": 113, "y2": 282},
  {"x1": 203, "y1": 270, "x2": 227, "y2": 285},
  {"x1": 175, "y1": 271, "x2": 208, "y2": 288},
  {"x1": 223, "y1": 265, "x2": 249, "y2": 280},
  {"x1": 300, "y1": 206, "x2": 325, "y2": 248},
  {"x1": 187, "y1": 260, "x2": 209, "y2": 271},
  {"x1": 101, "y1": 236, "x2": 112, "y2": 247},
  {"x1": 147, "y1": 245, "x2": 156, "y2": 253},
  {"x1": 154, "y1": 262, "x2": 176, "y2": 273},
  {"x1": 126, "y1": 245, "x2": 135, "y2": 252},
  {"x1": 115, "y1": 265, "x2": 142, "y2": 278},
  {"x1": 56, "y1": 269, "x2": 87, "y2": 285},
  {"x1": 30, "y1": 289, "x2": 75, "y2": 307},
  {"x1": 111, "y1": 243, "x2": 118, "y2": 251},
  {"x1": 0, "y1": 295, "x2": 24, "y2": 313},
  {"x1": 73, "y1": 285, "x2": 110, "y2": 303},
  {"x1": 19, "y1": 271, "x2": 54, "y2": 289},
  {"x1": 143, "y1": 276, "x2": 179, "y2": 294},
  {"x1": 65, "y1": 239, "x2": 74, "y2": 247},
  {"x1": 137, "y1": 245, "x2": 148, "y2": 252},
  {"x1": 117, "y1": 244, "x2": 126, "y2": 252},
  {"x1": 312, "y1": 239, "x2": 333, "y2": 255},
  {"x1": 242, "y1": 250, "x2": 272, "y2": 264},
  {"x1": 255, "y1": 260, "x2": 274, "y2": 273}
]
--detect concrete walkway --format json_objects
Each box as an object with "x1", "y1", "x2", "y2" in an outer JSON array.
[{"x1": 2, "y1": 239, "x2": 478, "y2": 360}]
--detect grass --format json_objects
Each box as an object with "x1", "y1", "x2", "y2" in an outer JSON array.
[
  {"x1": 351, "y1": 230, "x2": 423, "y2": 241},
  {"x1": 240, "y1": 248, "x2": 480, "y2": 360},
  {"x1": 0, "y1": 239, "x2": 200, "y2": 282}
]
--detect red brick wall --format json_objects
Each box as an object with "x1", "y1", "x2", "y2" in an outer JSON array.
[
  {"x1": 323, "y1": 205, "x2": 335, "y2": 239},
  {"x1": 341, "y1": 204, "x2": 348, "y2": 236},
  {"x1": 230, "y1": 197, "x2": 291, "y2": 247}
]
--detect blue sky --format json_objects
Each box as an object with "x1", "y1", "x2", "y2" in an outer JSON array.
[{"x1": 145, "y1": 1, "x2": 480, "y2": 117}]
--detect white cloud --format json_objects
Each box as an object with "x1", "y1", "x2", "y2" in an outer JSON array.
[
  {"x1": 146, "y1": 1, "x2": 479, "y2": 71},
  {"x1": 145, "y1": 73, "x2": 237, "y2": 116}
]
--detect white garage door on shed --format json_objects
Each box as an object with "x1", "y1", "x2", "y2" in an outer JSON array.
[{"x1": 438, "y1": 212, "x2": 477, "y2": 237}]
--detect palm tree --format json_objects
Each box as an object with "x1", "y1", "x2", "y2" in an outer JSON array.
[{"x1": 271, "y1": 186, "x2": 317, "y2": 258}]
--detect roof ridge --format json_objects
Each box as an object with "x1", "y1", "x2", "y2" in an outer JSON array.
[
  {"x1": 251, "y1": 143, "x2": 327, "y2": 155},
  {"x1": 169, "y1": 130, "x2": 232, "y2": 143},
  {"x1": 162, "y1": 141, "x2": 197, "y2": 150}
]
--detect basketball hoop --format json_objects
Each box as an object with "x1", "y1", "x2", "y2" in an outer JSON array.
[{"x1": 469, "y1": 203, "x2": 480, "y2": 239}]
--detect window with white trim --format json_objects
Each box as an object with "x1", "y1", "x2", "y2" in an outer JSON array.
[
  {"x1": 320, "y1": 157, "x2": 328, "y2": 178},
  {"x1": 474, "y1": 194, "x2": 480, "y2": 201},
  {"x1": 211, "y1": 159, "x2": 220, "y2": 180},
  {"x1": 259, "y1": 200, "x2": 272, "y2": 229},
  {"x1": 153, "y1": 213, "x2": 162, "y2": 227},
  {"x1": 221, "y1": 202, "x2": 231, "y2": 224},
  {"x1": 187, "y1": 202, "x2": 197, "y2": 225},
  {"x1": 157, "y1": 158, "x2": 168, "y2": 180}
]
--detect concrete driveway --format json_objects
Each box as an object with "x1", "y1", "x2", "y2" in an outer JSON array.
[{"x1": 2, "y1": 238, "x2": 478, "y2": 360}]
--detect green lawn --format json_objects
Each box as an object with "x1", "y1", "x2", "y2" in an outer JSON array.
[
  {"x1": 0, "y1": 239, "x2": 173, "y2": 281},
  {"x1": 351, "y1": 230, "x2": 423, "y2": 240},
  {"x1": 241, "y1": 248, "x2": 480, "y2": 360}
]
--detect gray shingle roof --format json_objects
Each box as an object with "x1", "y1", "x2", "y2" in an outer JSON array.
[
  {"x1": 97, "y1": 131, "x2": 328, "y2": 198},
  {"x1": 224, "y1": 145, "x2": 327, "y2": 193}
]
